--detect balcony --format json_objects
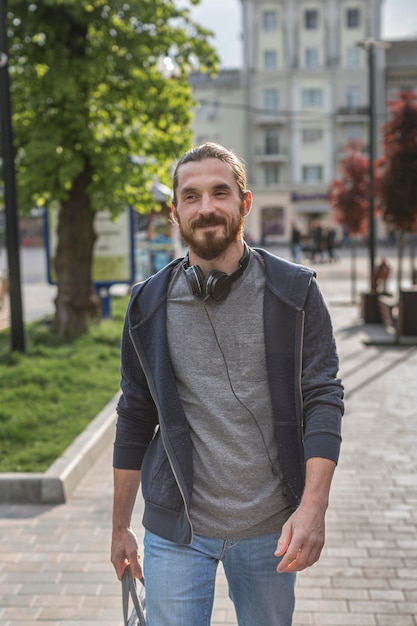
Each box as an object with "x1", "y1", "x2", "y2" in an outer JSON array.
[
  {"x1": 336, "y1": 106, "x2": 369, "y2": 123},
  {"x1": 254, "y1": 148, "x2": 289, "y2": 163},
  {"x1": 255, "y1": 112, "x2": 288, "y2": 126}
]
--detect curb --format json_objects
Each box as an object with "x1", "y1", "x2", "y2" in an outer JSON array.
[
  {"x1": 0, "y1": 393, "x2": 118, "y2": 505},
  {"x1": 360, "y1": 323, "x2": 417, "y2": 347}
]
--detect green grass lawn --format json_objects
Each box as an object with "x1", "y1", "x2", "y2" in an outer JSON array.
[{"x1": 0, "y1": 295, "x2": 129, "y2": 473}]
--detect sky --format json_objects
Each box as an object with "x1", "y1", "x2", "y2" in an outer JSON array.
[{"x1": 190, "y1": 0, "x2": 417, "y2": 68}]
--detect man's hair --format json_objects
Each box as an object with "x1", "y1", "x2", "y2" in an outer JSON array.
[{"x1": 172, "y1": 142, "x2": 247, "y2": 207}]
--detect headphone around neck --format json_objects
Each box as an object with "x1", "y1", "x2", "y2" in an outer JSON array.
[{"x1": 182, "y1": 242, "x2": 251, "y2": 302}]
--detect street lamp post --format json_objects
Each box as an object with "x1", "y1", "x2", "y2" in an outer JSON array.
[
  {"x1": 0, "y1": 0, "x2": 26, "y2": 352},
  {"x1": 367, "y1": 40, "x2": 376, "y2": 284},
  {"x1": 358, "y1": 38, "x2": 390, "y2": 292}
]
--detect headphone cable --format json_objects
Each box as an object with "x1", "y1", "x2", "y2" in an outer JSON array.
[{"x1": 202, "y1": 303, "x2": 279, "y2": 477}]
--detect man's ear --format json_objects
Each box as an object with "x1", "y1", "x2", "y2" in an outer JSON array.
[
  {"x1": 171, "y1": 203, "x2": 178, "y2": 225},
  {"x1": 243, "y1": 191, "x2": 253, "y2": 215}
]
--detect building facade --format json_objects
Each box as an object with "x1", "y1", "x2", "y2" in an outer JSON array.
[
  {"x1": 190, "y1": 0, "x2": 386, "y2": 246},
  {"x1": 385, "y1": 39, "x2": 417, "y2": 99}
]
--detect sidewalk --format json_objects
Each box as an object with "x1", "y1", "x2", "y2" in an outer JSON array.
[{"x1": 1, "y1": 255, "x2": 417, "y2": 625}]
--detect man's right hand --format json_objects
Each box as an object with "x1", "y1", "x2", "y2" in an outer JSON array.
[
  {"x1": 112, "y1": 468, "x2": 142, "y2": 580},
  {"x1": 111, "y1": 527, "x2": 143, "y2": 581}
]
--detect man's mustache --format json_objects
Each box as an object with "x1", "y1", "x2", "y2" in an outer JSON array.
[{"x1": 191, "y1": 215, "x2": 226, "y2": 229}]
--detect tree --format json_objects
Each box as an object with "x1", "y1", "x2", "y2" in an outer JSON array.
[
  {"x1": 375, "y1": 91, "x2": 417, "y2": 288},
  {"x1": 327, "y1": 142, "x2": 369, "y2": 302},
  {"x1": 7, "y1": 0, "x2": 218, "y2": 339}
]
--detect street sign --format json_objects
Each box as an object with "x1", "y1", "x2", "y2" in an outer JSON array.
[{"x1": 44, "y1": 207, "x2": 135, "y2": 288}]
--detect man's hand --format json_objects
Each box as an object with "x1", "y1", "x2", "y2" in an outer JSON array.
[
  {"x1": 275, "y1": 457, "x2": 336, "y2": 573},
  {"x1": 111, "y1": 526, "x2": 143, "y2": 581},
  {"x1": 274, "y1": 500, "x2": 326, "y2": 573},
  {"x1": 111, "y1": 468, "x2": 142, "y2": 580}
]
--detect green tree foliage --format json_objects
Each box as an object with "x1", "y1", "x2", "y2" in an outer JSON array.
[
  {"x1": 327, "y1": 141, "x2": 369, "y2": 236},
  {"x1": 375, "y1": 91, "x2": 417, "y2": 232},
  {"x1": 6, "y1": 0, "x2": 218, "y2": 338}
]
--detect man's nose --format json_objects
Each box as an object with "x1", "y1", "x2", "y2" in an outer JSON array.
[{"x1": 199, "y1": 193, "x2": 215, "y2": 213}]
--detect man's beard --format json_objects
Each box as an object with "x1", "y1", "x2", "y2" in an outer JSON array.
[{"x1": 177, "y1": 208, "x2": 245, "y2": 261}]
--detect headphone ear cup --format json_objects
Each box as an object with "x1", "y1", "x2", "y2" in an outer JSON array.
[
  {"x1": 184, "y1": 264, "x2": 205, "y2": 297},
  {"x1": 204, "y1": 270, "x2": 232, "y2": 301},
  {"x1": 183, "y1": 243, "x2": 251, "y2": 301}
]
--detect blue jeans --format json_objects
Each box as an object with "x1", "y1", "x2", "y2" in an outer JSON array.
[{"x1": 143, "y1": 530, "x2": 296, "y2": 626}]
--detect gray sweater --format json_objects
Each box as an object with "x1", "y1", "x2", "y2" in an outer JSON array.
[{"x1": 167, "y1": 252, "x2": 292, "y2": 539}]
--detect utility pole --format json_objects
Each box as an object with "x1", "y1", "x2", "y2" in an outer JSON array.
[
  {"x1": 367, "y1": 40, "x2": 377, "y2": 284},
  {"x1": 240, "y1": 0, "x2": 253, "y2": 185},
  {"x1": 0, "y1": 0, "x2": 26, "y2": 352},
  {"x1": 358, "y1": 38, "x2": 390, "y2": 291}
]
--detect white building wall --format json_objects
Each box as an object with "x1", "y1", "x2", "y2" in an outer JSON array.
[{"x1": 190, "y1": 0, "x2": 385, "y2": 245}]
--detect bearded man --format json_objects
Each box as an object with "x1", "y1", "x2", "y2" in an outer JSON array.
[{"x1": 111, "y1": 142, "x2": 344, "y2": 626}]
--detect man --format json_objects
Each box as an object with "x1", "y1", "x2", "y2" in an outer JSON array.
[
  {"x1": 111, "y1": 142, "x2": 344, "y2": 625},
  {"x1": 290, "y1": 220, "x2": 302, "y2": 264}
]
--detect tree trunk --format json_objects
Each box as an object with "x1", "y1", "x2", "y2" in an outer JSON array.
[{"x1": 54, "y1": 170, "x2": 101, "y2": 339}]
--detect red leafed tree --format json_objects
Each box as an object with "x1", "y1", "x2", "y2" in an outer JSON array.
[
  {"x1": 375, "y1": 91, "x2": 417, "y2": 287},
  {"x1": 327, "y1": 141, "x2": 369, "y2": 301}
]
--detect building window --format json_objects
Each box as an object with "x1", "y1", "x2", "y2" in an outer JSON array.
[
  {"x1": 211, "y1": 101, "x2": 220, "y2": 120},
  {"x1": 301, "y1": 88, "x2": 323, "y2": 108},
  {"x1": 305, "y1": 47, "x2": 320, "y2": 69},
  {"x1": 264, "y1": 50, "x2": 278, "y2": 70},
  {"x1": 302, "y1": 165, "x2": 323, "y2": 184},
  {"x1": 305, "y1": 9, "x2": 318, "y2": 29},
  {"x1": 263, "y1": 88, "x2": 279, "y2": 112},
  {"x1": 195, "y1": 100, "x2": 220, "y2": 121},
  {"x1": 263, "y1": 10, "x2": 277, "y2": 32},
  {"x1": 302, "y1": 128, "x2": 323, "y2": 144},
  {"x1": 195, "y1": 100, "x2": 209, "y2": 120},
  {"x1": 265, "y1": 128, "x2": 279, "y2": 154},
  {"x1": 347, "y1": 8, "x2": 360, "y2": 28},
  {"x1": 264, "y1": 164, "x2": 280, "y2": 185},
  {"x1": 345, "y1": 124, "x2": 362, "y2": 142},
  {"x1": 345, "y1": 86, "x2": 361, "y2": 108},
  {"x1": 346, "y1": 46, "x2": 360, "y2": 67}
]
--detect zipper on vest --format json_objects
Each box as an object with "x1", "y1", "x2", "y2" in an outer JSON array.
[{"x1": 128, "y1": 328, "x2": 194, "y2": 544}]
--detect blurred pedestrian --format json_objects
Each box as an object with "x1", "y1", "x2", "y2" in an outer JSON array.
[
  {"x1": 326, "y1": 226, "x2": 337, "y2": 262},
  {"x1": 290, "y1": 221, "x2": 302, "y2": 263},
  {"x1": 311, "y1": 220, "x2": 324, "y2": 262}
]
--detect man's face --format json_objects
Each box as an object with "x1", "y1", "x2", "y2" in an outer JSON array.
[{"x1": 172, "y1": 158, "x2": 248, "y2": 260}]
